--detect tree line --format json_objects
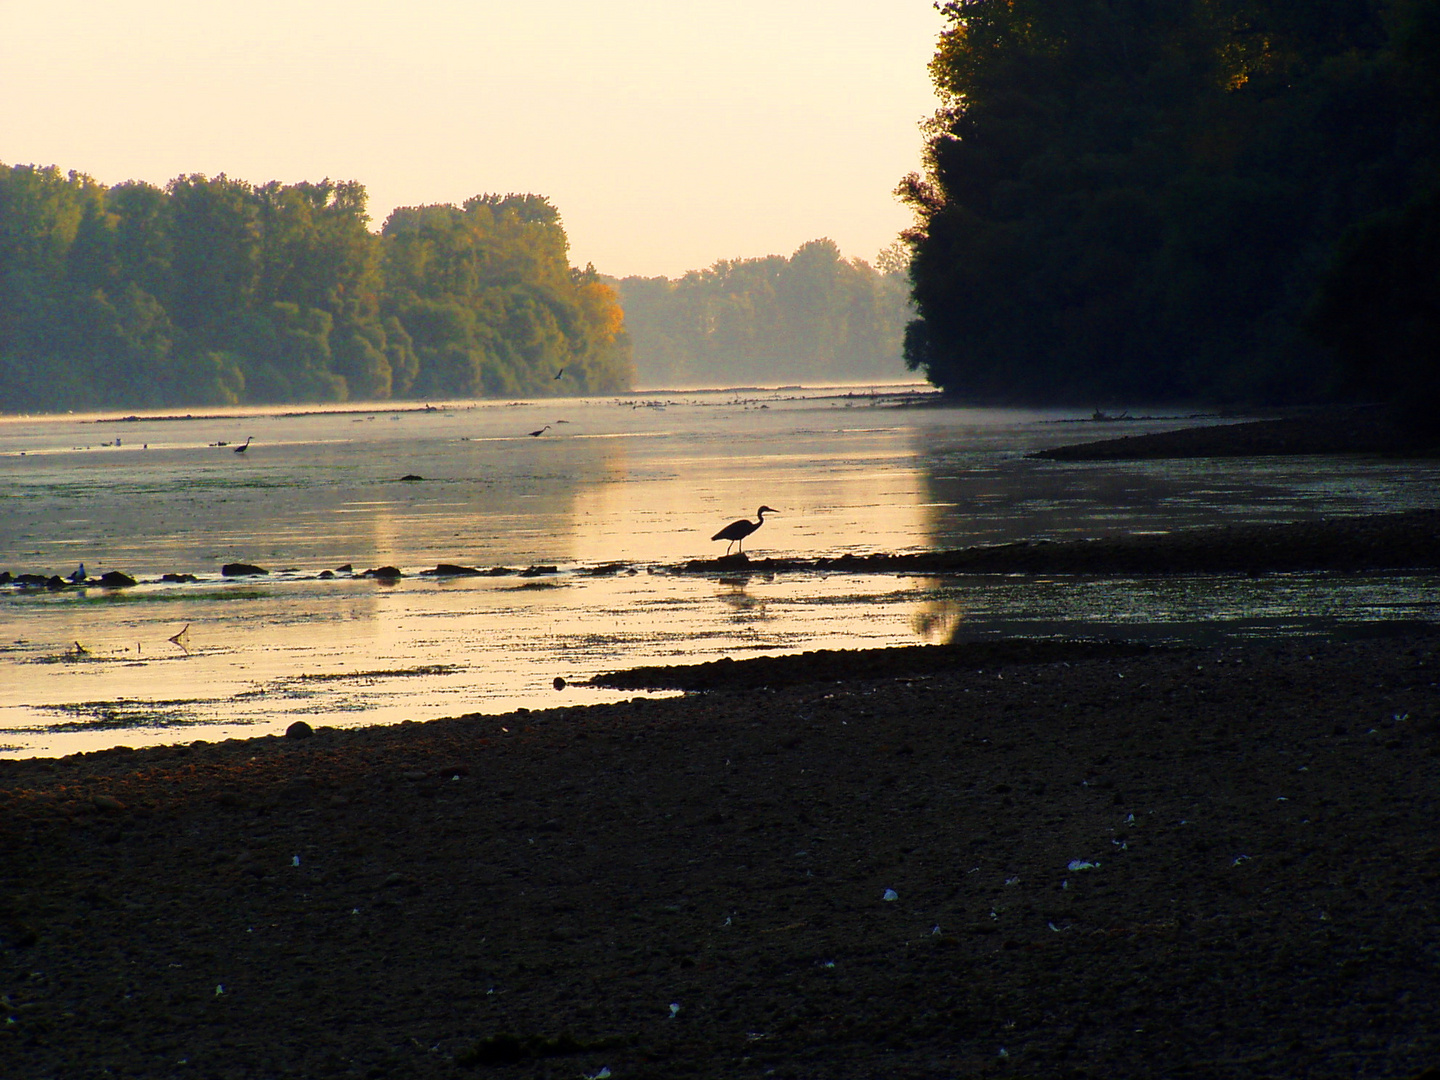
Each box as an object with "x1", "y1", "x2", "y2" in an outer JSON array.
[
  {"x1": 612, "y1": 238, "x2": 913, "y2": 388},
  {"x1": 0, "y1": 167, "x2": 633, "y2": 411},
  {"x1": 901, "y1": 0, "x2": 1440, "y2": 419}
]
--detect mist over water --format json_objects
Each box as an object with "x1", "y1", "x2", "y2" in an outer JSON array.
[{"x1": 3, "y1": 386, "x2": 1438, "y2": 758}]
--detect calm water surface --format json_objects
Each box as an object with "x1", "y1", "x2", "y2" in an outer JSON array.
[{"x1": 3, "y1": 386, "x2": 1437, "y2": 758}]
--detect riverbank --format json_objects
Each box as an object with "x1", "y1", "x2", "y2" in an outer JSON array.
[{"x1": 1031, "y1": 406, "x2": 1440, "y2": 461}]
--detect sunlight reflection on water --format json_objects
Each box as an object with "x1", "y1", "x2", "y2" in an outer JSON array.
[{"x1": 2, "y1": 387, "x2": 1438, "y2": 758}]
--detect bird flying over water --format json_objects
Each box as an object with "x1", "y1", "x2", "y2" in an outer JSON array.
[{"x1": 712, "y1": 506, "x2": 778, "y2": 556}]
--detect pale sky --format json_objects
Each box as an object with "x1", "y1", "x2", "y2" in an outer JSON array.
[{"x1": 0, "y1": 1, "x2": 944, "y2": 280}]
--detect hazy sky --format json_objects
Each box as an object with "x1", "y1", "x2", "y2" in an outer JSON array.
[{"x1": 0, "y1": 1, "x2": 943, "y2": 279}]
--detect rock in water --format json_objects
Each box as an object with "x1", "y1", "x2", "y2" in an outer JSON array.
[{"x1": 222, "y1": 563, "x2": 269, "y2": 576}]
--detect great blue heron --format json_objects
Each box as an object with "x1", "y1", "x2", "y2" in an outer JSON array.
[
  {"x1": 528, "y1": 425, "x2": 551, "y2": 437},
  {"x1": 712, "y1": 506, "x2": 778, "y2": 556},
  {"x1": 234, "y1": 436, "x2": 253, "y2": 454}
]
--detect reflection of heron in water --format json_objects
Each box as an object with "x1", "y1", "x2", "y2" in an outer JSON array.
[
  {"x1": 712, "y1": 506, "x2": 777, "y2": 556},
  {"x1": 234, "y1": 436, "x2": 253, "y2": 454},
  {"x1": 527, "y1": 425, "x2": 551, "y2": 437},
  {"x1": 716, "y1": 575, "x2": 767, "y2": 615}
]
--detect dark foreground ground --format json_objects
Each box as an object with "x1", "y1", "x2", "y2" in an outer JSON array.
[
  {"x1": 2, "y1": 626, "x2": 1439, "y2": 1080},
  {"x1": 3, "y1": 412, "x2": 1440, "y2": 1079}
]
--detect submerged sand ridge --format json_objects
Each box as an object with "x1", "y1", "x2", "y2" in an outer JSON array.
[{"x1": 676, "y1": 507, "x2": 1440, "y2": 577}]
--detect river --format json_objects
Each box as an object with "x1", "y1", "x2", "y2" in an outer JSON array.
[{"x1": 2, "y1": 385, "x2": 1437, "y2": 758}]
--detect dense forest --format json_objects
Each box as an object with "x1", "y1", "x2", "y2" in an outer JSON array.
[
  {"x1": 613, "y1": 239, "x2": 912, "y2": 388},
  {"x1": 0, "y1": 168, "x2": 633, "y2": 411},
  {"x1": 901, "y1": 0, "x2": 1440, "y2": 415}
]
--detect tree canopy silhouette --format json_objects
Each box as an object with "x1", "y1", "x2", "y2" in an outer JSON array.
[
  {"x1": 901, "y1": 0, "x2": 1440, "y2": 409},
  {"x1": 0, "y1": 170, "x2": 632, "y2": 410}
]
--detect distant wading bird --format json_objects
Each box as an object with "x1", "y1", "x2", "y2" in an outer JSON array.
[
  {"x1": 528, "y1": 425, "x2": 551, "y2": 437},
  {"x1": 712, "y1": 506, "x2": 778, "y2": 556},
  {"x1": 234, "y1": 436, "x2": 253, "y2": 454}
]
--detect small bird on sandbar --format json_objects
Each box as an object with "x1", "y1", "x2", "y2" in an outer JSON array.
[{"x1": 712, "y1": 506, "x2": 778, "y2": 556}]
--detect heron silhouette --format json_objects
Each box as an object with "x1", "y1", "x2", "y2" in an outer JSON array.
[
  {"x1": 527, "y1": 425, "x2": 551, "y2": 437},
  {"x1": 234, "y1": 436, "x2": 253, "y2": 454},
  {"x1": 712, "y1": 506, "x2": 778, "y2": 556}
]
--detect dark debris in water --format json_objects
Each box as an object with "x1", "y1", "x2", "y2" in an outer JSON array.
[
  {"x1": 25, "y1": 697, "x2": 219, "y2": 732},
  {"x1": 580, "y1": 562, "x2": 634, "y2": 576},
  {"x1": 290, "y1": 664, "x2": 459, "y2": 683},
  {"x1": 420, "y1": 564, "x2": 485, "y2": 577}
]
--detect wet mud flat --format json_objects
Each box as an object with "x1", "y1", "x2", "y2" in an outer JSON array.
[{"x1": 1, "y1": 632, "x2": 1438, "y2": 1078}]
